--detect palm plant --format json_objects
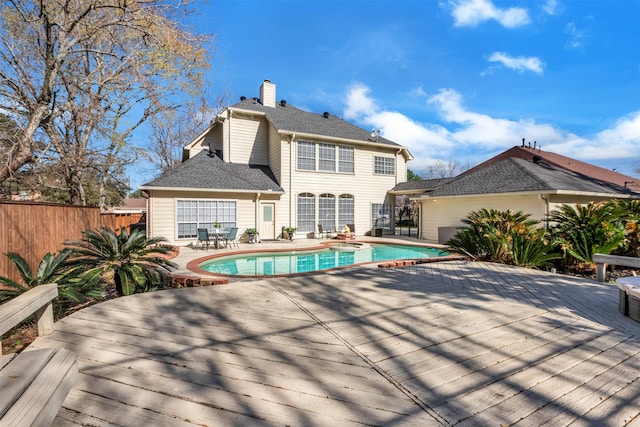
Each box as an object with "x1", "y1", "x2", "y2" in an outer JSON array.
[
  {"x1": 0, "y1": 249, "x2": 104, "y2": 306},
  {"x1": 446, "y1": 208, "x2": 558, "y2": 268},
  {"x1": 549, "y1": 202, "x2": 625, "y2": 265},
  {"x1": 606, "y1": 199, "x2": 640, "y2": 257},
  {"x1": 65, "y1": 227, "x2": 177, "y2": 296}
]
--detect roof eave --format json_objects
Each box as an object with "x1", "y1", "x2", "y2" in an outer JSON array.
[
  {"x1": 139, "y1": 185, "x2": 284, "y2": 194},
  {"x1": 414, "y1": 189, "x2": 636, "y2": 201}
]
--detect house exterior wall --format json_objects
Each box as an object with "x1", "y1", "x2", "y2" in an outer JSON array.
[
  {"x1": 419, "y1": 193, "x2": 626, "y2": 244},
  {"x1": 420, "y1": 194, "x2": 544, "y2": 244},
  {"x1": 147, "y1": 190, "x2": 260, "y2": 245},
  {"x1": 228, "y1": 113, "x2": 269, "y2": 165}
]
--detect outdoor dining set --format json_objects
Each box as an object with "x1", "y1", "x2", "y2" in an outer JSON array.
[{"x1": 196, "y1": 227, "x2": 239, "y2": 250}]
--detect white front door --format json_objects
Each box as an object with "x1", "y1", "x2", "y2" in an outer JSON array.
[{"x1": 260, "y1": 203, "x2": 275, "y2": 240}]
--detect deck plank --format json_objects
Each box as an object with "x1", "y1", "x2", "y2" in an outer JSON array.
[{"x1": 28, "y1": 260, "x2": 640, "y2": 426}]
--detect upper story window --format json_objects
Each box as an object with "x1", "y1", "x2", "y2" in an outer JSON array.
[
  {"x1": 318, "y1": 143, "x2": 335, "y2": 172},
  {"x1": 297, "y1": 141, "x2": 354, "y2": 174},
  {"x1": 374, "y1": 156, "x2": 395, "y2": 175},
  {"x1": 338, "y1": 146, "x2": 354, "y2": 173},
  {"x1": 297, "y1": 141, "x2": 315, "y2": 170}
]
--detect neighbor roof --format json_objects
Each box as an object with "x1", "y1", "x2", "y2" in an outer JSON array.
[
  {"x1": 140, "y1": 151, "x2": 284, "y2": 193},
  {"x1": 463, "y1": 145, "x2": 640, "y2": 192},
  {"x1": 424, "y1": 157, "x2": 639, "y2": 198}
]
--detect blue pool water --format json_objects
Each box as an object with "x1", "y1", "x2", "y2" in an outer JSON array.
[{"x1": 199, "y1": 243, "x2": 449, "y2": 276}]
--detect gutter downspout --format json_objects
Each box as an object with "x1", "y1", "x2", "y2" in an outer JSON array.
[
  {"x1": 539, "y1": 194, "x2": 550, "y2": 231},
  {"x1": 289, "y1": 134, "x2": 295, "y2": 229}
]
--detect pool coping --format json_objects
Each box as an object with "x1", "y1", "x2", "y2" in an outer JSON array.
[{"x1": 186, "y1": 240, "x2": 464, "y2": 280}]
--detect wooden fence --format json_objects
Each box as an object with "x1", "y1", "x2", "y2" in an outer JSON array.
[{"x1": 0, "y1": 201, "x2": 144, "y2": 284}]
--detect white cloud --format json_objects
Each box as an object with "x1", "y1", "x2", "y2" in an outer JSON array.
[
  {"x1": 487, "y1": 52, "x2": 545, "y2": 74},
  {"x1": 341, "y1": 83, "x2": 639, "y2": 175},
  {"x1": 564, "y1": 22, "x2": 586, "y2": 49},
  {"x1": 447, "y1": 0, "x2": 530, "y2": 28},
  {"x1": 542, "y1": 0, "x2": 560, "y2": 16}
]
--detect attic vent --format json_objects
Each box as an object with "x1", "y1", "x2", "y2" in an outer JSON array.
[
  {"x1": 280, "y1": 100, "x2": 286, "y2": 107},
  {"x1": 533, "y1": 155, "x2": 543, "y2": 164},
  {"x1": 240, "y1": 96, "x2": 246, "y2": 101},
  {"x1": 323, "y1": 112, "x2": 330, "y2": 118}
]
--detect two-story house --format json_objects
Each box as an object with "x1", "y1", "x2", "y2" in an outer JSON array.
[{"x1": 140, "y1": 80, "x2": 413, "y2": 245}]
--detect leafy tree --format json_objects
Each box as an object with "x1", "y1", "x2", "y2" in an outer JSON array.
[
  {"x1": 549, "y1": 202, "x2": 625, "y2": 265},
  {"x1": 65, "y1": 227, "x2": 177, "y2": 296},
  {"x1": 406, "y1": 169, "x2": 422, "y2": 182},
  {"x1": 0, "y1": 250, "x2": 104, "y2": 313}
]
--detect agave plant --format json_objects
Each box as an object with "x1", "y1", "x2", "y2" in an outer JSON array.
[
  {"x1": 0, "y1": 249, "x2": 104, "y2": 305},
  {"x1": 65, "y1": 227, "x2": 177, "y2": 296}
]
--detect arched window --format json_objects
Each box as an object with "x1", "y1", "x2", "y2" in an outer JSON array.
[
  {"x1": 319, "y1": 194, "x2": 336, "y2": 231},
  {"x1": 338, "y1": 194, "x2": 354, "y2": 230},
  {"x1": 296, "y1": 193, "x2": 315, "y2": 233}
]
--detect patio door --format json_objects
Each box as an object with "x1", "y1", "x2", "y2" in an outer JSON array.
[{"x1": 260, "y1": 203, "x2": 275, "y2": 240}]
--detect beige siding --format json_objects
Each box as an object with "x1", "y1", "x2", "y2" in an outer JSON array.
[
  {"x1": 229, "y1": 114, "x2": 269, "y2": 165},
  {"x1": 420, "y1": 195, "x2": 545, "y2": 244},
  {"x1": 286, "y1": 141, "x2": 399, "y2": 235},
  {"x1": 147, "y1": 190, "x2": 262, "y2": 246}
]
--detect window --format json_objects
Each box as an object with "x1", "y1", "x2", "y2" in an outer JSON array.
[
  {"x1": 296, "y1": 193, "x2": 315, "y2": 233},
  {"x1": 297, "y1": 141, "x2": 315, "y2": 170},
  {"x1": 319, "y1": 194, "x2": 335, "y2": 231},
  {"x1": 318, "y1": 143, "x2": 335, "y2": 172},
  {"x1": 177, "y1": 200, "x2": 236, "y2": 238},
  {"x1": 374, "y1": 156, "x2": 395, "y2": 175},
  {"x1": 297, "y1": 141, "x2": 354, "y2": 174},
  {"x1": 338, "y1": 194, "x2": 354, "y2": 230},
  {"x1": 338, "y1": 146, "x2": 354, "y2": 173}
]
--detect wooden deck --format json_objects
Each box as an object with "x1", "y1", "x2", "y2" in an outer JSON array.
[{"x1": 29, "y1": 261, "x2": 640, "y2": 426}]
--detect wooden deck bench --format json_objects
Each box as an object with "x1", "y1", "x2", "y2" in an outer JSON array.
[
  {"x1": 593, "y1": 254, "x2": 640, "y2": 282},
  {"x1": 0, "y1": 283, "x2": 77, "y2": 426}
]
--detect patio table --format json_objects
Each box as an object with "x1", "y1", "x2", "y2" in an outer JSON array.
[{"x1": 208, "y1": 230, "x2": 230, "y2": 249}]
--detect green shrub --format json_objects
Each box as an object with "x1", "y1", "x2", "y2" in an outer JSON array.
[
  {"x1": 549, "y1": 202, "x2": 625, "y2": 265},
  {"x1": 0, "y1": 249, "x2": 104, "y2": 316},
  {"x1": 65, "y1": 227, "x2": 177, "y2": 296},
  {"x1": 446, "y1": 208, "x2": 558, "y2": 268}
]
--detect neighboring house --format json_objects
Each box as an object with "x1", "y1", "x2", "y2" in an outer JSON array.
[
  {"x1": 140, "y1": 80, "x2": 413, "y2": 245},
  {"x1": 414, "y1": 146, "x2": 640, "y2": 244}
]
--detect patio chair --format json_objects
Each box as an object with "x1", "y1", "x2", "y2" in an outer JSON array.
[
  {"x1": 220, "y1": 227, "x2": 239, "y2": 248},
  {"x1": 196, "y1": 228, "x2": 211, "y2": 250},
  {"x1": 317, "y1": 224, "x2": 327, "y2": 239}
]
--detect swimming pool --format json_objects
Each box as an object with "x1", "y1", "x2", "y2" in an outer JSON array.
[{"x1": 198, "y1": 243, "x2": 449, "y2": 276}]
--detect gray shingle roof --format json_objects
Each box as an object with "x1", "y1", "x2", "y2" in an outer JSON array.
[
  {"x1": 392, "y1": 178, "x2": 454, "y2": 193},
  {"x1": 231, "y1": 98, "x2": 402, "y2": 147},
  {"x1": 427, "y1": 158, "x2": 637, "y2": 197},
  {"x1": 141, "y1": 151, "x2": 284, "y2": 192}
]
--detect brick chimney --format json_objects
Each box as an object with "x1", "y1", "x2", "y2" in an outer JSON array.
[{"x1": 260, "y1": 79, "x2": 276, "y2": 108}]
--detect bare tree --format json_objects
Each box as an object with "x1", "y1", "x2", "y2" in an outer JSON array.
[
  {"x1": 424, "y1": 159, "x2": 468, "y2": 179},
  {"x1": 147, "y1": 91, "x2": 230, "y2": 175},
  {"x1": 0, "y1": 0, "x2": 211, "y2": 202}
]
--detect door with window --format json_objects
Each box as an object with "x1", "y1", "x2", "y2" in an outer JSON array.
[{"x1": 260, "y1": 203, "x2": 275, "y2": 240}]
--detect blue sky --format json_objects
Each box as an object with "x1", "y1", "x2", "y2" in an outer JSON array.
[{"x1": 137, "y1": 0, "x2": 639, "y2": 185}]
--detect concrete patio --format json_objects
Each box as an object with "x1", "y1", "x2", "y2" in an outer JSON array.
[{"x1": 30, "y1": 239, "x2": 640, "y2": 426}]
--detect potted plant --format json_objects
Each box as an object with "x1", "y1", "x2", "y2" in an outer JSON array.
[
  {"x1": 285, "y1": 226, "x2": 297, "y2": 240},
  {"x1": 214, "y1": 221, "x2": 221, "y2": 232},
  {"x1": 245, "y1": 228, "x2": 258, "y2": 244}
]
